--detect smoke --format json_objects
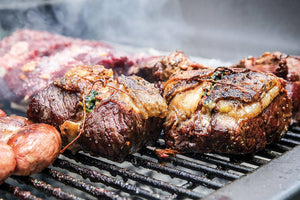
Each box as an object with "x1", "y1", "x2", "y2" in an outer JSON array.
[
  {"x1": 1, "y1": 0, "x2": 299, "y2": 62},
  {"x1": 1, "y1": 1, "x2": 189, "y2": 51},
  {"x1": 49, "y1": 0, "x2": 300, "y2": 61},
  {"x1": 0, "y1": 0, "x2": 197, "y2": 58},
  {"x1": 51, "y1": 0, "x2": 190, "y2": 53}
]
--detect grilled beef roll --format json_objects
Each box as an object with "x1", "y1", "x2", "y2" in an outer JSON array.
[
  {"x1": 128, "y1": 50, "x2": 206, "y2": 92},
  {"x1": 27, "y1": 65, "x2": 167, "y2": 162},
  {"x1": 236, "y1": 52, "x2": 300, "y2": 124},
  {"x1": 163, "y1": 67, "x2": 292, "y2": 154}
]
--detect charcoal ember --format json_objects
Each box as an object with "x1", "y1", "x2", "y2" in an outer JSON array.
[
  {"x1": 163, "y1": 67, "x2": 292, "y2": 154},
  {"x1": 27, "y1": 65, "x2": 167, "y2": 162}
]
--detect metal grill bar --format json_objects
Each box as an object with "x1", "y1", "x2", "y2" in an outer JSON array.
[
  {"x1": 280, "y1": 138, "x2": 300, "y2": 145},
  {"x1": 0, "y1": 124, "x2": 299, "y2": 199},
  {"x1": 42, "y1": 168, "x2": 122, "y2": 200},
  {"x1": 268, "y1": 143, "x2": 291, "y2": 152},
  {"x1": 127, "y1": 155, "x2": 223, "y2": 189},
  {"x1": 264, "y1": 146, "x2": 289, "y2": 155},
  {"x1": 290, "y1": 126, "x2": 300, "y2": 132},
  {"x1": 12, "y1": 176, "x2": 83, "y2": 200},
  {"x1": 53, "y1": 158, "x2": 162, "y2": 200},
  {"x1": 205, "y1": 145, "x2": 300, "y2": 200},
  {"x1": 285, "y1": 131, "x2": 300, "y2": 139},
  {"x1": 0, "y1": 182, "x2": 42, "y2": 200},
  {"x1": 63, "y1": 151, "x2": 204, "y2": 199},
  {"x1": 188, "y1": 154, "x2": 254, "y2": 173},
  {"x1": 141, "y1": 147, "x2": 240, "y2": 180},
  {"x1": 227, "y1": 154, "x2": 268, "y2": 166},
  {"x1": 256, "y1": 149, "x2": 280, "y2": 159},
  {"x1": 167, "y1": 182, "x2": 195, "y2": 199}
]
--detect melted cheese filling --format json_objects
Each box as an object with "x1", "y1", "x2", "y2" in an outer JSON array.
[
  {"x1": 167, "y1": 84, "x2": 207, "y2": 123},
  {"x1": 168, "y1": 84, "x2": 280, "y2": 128},
  {"x1": 215, "y1": 85, "x2": 280, "y2": 119}
]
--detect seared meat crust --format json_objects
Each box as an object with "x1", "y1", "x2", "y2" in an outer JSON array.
[
  {"x1": 80, "y1": 101, "x2": 163, "y2": 159},
  {"x1": 0, "y1": 113, "x2": 62, "y2": 181},
  {"x1": 8, "y1": 124, "x2": 62, "y2": 176},
  {"x1": 0, "y1": 142, "x2": 16, "y2": 183},
  {"x1": 0, "y1": 109, "x2": 6, "y2": 117},
  {"x1": 0, "y1": 116, "x2": 32, "y2": 143},
  {"x1": 164, "y1": 67, "x2": 292, "y2": 154},
  {"x1": 128, "y1": 50, "x2": 206, "y2": 93},
  {"x1": 27, "y1": 84, "x2": 82, "y2": 129},
  {"x1": 27, "y1": 65, "x2": 167, "y2": 162},
  {"x1": 236, "y1": 52, "x2": 300, "y2": 124}
]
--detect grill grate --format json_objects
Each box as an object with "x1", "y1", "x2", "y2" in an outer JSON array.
[{"x1": 0, "y1": 124, "x2": 299, "y2": 199}]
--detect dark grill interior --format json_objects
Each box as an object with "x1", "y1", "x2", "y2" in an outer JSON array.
[{"x1": 0, "y1": 101, "x2": 299, "y2": 199}]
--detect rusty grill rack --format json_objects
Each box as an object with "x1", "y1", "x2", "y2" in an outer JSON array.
[{"x1": 0, "y1": 124, "x2": 299, "y2": 200}]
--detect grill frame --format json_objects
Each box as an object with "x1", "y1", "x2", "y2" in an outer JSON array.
[{"x1": 204, "y1": 144, "x2": 300, "y2": 200}]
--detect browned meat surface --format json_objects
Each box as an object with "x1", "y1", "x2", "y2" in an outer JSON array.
[
  {"x1": 0, "y1": 142, "x2": 16, "y2": 183},
  {"x1": 7, "y1": 124, "x2": 62, "y2": 176},
  {"x1": 27, "y1": 65, "x2": 167, "y2": 162},
  {"x1": 163, "y1": 67, "x2": 292, "y2": 154},
  {"x1": 128, "y1": 50, "x2": 207, "y2": 92},
  {"x1": 236, "y1": 52, "x2": 300, "y2": 124},
  {"x1": 0, "y1": 29, "x2": 150, "y2": 101},
  {"x1": 0, "y1": 111, "x2": 62, "y2": 182},
  {"x1": 0, "y1": 116, "x2": 32, "y2": 143},
  {"x1": 0, "y1": 109, "x2": 6, "y2": 117}
]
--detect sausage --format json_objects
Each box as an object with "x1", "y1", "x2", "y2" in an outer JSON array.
[
  {"x1": 0, "y1": 109, "x2": 6, "y2": 117},
  {"x1": 0, "y1": 142, "x2": 16, "y2": 183},
  {"x1": 0, "y1": 116, "x2": 32, "y2": 143},
  {"x1": 7, "y1": 123, "x2": 62, "y2": 176},
  {"x1": 0, "y1": 111, "x2": 62, "y2": 181}
]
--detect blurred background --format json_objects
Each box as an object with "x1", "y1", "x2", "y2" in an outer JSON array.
[{"x1": 0, "y1": 0, "x2": 299, "y2": 63}]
